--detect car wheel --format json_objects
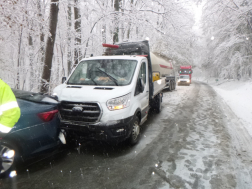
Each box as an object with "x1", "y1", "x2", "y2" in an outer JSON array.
[
  {"x1": 128, "y1": 116, "x2": 140, "y2": 145},
  {"x1": 0, "y1": 143, "x2": 17, "y2": 178}
]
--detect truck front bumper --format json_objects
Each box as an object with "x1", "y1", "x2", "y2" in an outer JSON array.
[{"x1": 60, "y1": 116, "x2": 134, "y2": 142}]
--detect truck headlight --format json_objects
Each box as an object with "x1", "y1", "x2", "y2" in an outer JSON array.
[
  {"x1": 187, "y1": 80, "x2": 190, "y2": 83},
  {"x1": 107, "y1": 93, "x2": 131, "y2": 111}
]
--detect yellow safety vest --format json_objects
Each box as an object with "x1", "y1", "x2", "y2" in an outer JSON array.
[{"x1": 0, "y1": 79, "x2": 21, "y2": 133}]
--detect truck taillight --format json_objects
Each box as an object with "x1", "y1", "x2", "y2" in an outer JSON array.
[{"x1": 38, "y1": 110, "x2": 58, "y2": 122}]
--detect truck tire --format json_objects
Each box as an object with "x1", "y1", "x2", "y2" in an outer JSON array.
[
  {"x1": 169, "y1": 81, "x2": 172, "y2": 91},
  {"x1": 128, "y1": 116, "x2": 140, "y2": 145},
  {"x1": 155, "y1": 94, "x2": 162, "y2": 113}
]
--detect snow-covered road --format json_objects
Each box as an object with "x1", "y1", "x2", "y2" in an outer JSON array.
[
  {"x1": 210, "y1": 79, "x2": 252, "y2": 137},
  {"x1": 1, "y1": 80, "x2": 252, "y2": 189}
]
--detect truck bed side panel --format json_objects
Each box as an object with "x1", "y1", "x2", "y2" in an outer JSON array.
[{"x1": 153, "y1": 78, "x2": 166, "y2": 97}]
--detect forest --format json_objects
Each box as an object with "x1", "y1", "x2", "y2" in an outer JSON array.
[
  {"x1": 0, "y1": 0, "x2": 251, "y2": 93},
  {"x1": 201, "y1": 0, "x2": 252, "y2": 80}
]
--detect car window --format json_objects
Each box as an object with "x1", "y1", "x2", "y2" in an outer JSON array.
[{"x1": 138, "y1": 62, "x2": 147, "y2": 84}]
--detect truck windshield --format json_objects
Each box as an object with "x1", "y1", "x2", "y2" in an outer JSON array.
[
  {"x1": 67, "y1": 59, "x2": 137, "y2": 86},
  {"x1": 180, "y1": 69, "x2": 192, "y2": 74}
]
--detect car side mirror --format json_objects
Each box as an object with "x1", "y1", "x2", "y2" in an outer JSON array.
[
  {"x1": 62, "y1": 77, "x2": 67, "y2": 83},
  {"x1": 138, "y1": 78, "x2": 145, "y2": 93}
]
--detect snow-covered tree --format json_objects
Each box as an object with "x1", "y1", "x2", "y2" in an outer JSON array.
[
  {"x1": 201, "y1": 0, "x2": 252, "y2": 79},
  {"x1": 0, "y1": 0, "x2": 197, "y2": 92}
]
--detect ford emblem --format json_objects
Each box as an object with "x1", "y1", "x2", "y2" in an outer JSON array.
[{"x1": 72, "y1": 106, "x2": 83, "y2": 113}]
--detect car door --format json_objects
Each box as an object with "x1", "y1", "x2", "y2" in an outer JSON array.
[{"x1": 135, "y1": 61, "x2": 149, "y2": 121}]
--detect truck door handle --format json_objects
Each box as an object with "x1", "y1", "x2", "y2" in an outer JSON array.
[{"x1": 146, "y1": 91, "x2": 149, "y2": 93}]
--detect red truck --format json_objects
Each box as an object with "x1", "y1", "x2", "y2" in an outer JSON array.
[{"x1": 178, "y1": 66, "x2": 193, "y2": 84}]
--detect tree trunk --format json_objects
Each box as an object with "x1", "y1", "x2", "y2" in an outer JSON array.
[
  {"x1": 127, "y1": 0, "x2": 134, "y2": 40},
  {"x1": 67, "y1": 2, "x2": 72, "y2": 75},
  {"x1": 102, "y1": 2, "x2": 106, "y2": 44},
  {"x1": 37, "y1": 0, "x2": 45, "y2": 91},
  {"x1": 40, "y1": 0, "x2": 59, "y2": 93},
  {"x1": 102, "y1": 24, "x2": 106, "y2": 44},
  {"x1": 28, "y1": 32, "x2": 34, "y2": 91},
  {"x1": 74, "y1": 0, "x2": 81, "y2": 66},
  {"x1": 113, "y1": 0, "x2": 121, "y2": 44},
  {"x1": 16, "y1": 27, "x2": 23, "y2": 89}
]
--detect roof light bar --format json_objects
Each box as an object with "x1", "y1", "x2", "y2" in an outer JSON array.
[{"x1": 102, "y1": 44, "x2": 119, "y2": 48}]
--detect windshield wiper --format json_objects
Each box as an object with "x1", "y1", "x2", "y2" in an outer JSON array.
[
  {"x1": 96, "y1": 68, "x2": 118, "y2": 86},
  {"x1": 67, "y1": 80, "x2": 97, "y2": 85},
  {"x1": 89, "y1": 78, "x2": 97, "y2": 85}
]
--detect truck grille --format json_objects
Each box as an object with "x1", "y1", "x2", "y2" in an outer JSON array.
[{"x1": 59, "y1": 101, "x2": 101, "y2": 123}]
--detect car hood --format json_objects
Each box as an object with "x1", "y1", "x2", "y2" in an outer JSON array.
[{"x1": 54, "y1": 84, "x2": 132, "y2": 103}]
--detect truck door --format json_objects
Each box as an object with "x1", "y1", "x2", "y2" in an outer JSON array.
[{"x1": 135, "y1": 61, "x2": 149, "y2": 120}]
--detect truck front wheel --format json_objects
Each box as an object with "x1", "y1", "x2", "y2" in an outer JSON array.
[{"x1": 128, "y1": 116, "x2": 140, "y2": 145}]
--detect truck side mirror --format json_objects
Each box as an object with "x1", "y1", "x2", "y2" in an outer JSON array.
[
  {"x1": 138, "y1": 78, "x2": 145, "y2": 93},
  {"x1": 62, "y1": 77, "x2": 67, "y2": 83}
]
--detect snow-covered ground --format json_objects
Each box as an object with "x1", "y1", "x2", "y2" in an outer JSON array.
[{"x1": 198, "y1": 78, "x2": 252, "y2": 138}]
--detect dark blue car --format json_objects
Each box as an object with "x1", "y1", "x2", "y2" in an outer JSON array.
[{"x1": 0, "y1": 89, "x2": 65, "y2": 177}]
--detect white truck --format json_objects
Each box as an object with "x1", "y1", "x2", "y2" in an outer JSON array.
[{"x1": 53, "y1": 41, "x2": 175, "y2": 145}]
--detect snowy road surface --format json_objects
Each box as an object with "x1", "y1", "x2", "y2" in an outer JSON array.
[{"x1": 1, "y1": 81, "x2": 252, "y2": 189}]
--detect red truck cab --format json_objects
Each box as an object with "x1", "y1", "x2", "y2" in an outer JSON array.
[{"x1": 179, "y1": 66, "x2": 193, "y2": 84}]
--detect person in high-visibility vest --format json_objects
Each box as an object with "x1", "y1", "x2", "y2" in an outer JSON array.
[{"x1": 0, "y1": 79, "x2": 21, "y2": 134}]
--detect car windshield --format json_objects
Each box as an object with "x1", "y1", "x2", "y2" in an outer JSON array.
[
  {"x1": 12, "y1": 89, "x2": 58, "y2": 104},
  {"x1": 180, "y1": 75, "x2": 189, "y2": 79},
  {"x1": 67, "y1": 59, "x2": 137, "y2": 86}
]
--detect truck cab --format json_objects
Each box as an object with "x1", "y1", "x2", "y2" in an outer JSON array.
[
  {"x1": 54, "y1": 55, "x2": 164, "y2": 145},
  {"x1": 179, "y1": 66, "x2": 193, "y2": 84},
  {"x1": 53, "y1": 41, "x2": 167, "y2": 145}
]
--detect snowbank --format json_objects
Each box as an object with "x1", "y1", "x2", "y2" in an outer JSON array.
[{"x1": 200, "y1": 78, "x2": 252, "y2": 137}]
